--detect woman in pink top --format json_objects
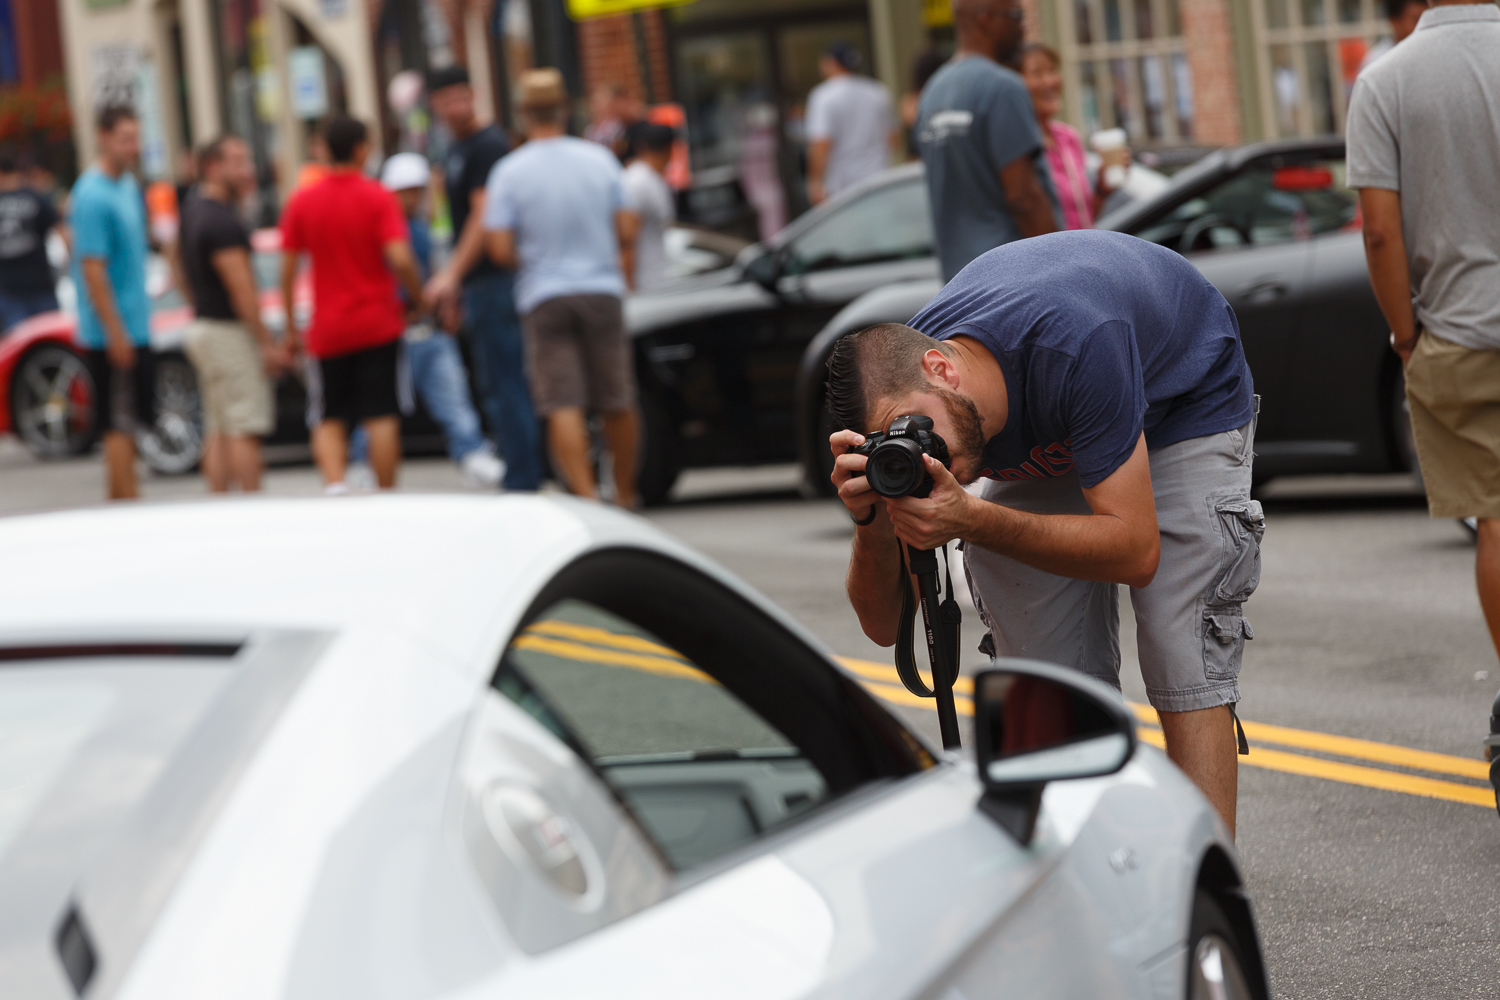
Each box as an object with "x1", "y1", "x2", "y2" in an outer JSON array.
[{"x1": 1020, "y1": 44, "x2": 1119, "y2": 230}]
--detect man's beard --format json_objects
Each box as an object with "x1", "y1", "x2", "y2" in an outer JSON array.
[{"x1": 936, "y1": 388, "x2": 987, "y2": 485}]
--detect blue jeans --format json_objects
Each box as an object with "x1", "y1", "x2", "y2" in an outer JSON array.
[
  {"x1": 0, "y1": 288, "x2": 59, "y2": 334},
  {"x1": 463, "y1": 273, "x2": 541, "y2": 491},
  {"x1": 350, "y1": 331, "x2": 486, "y2": 463}
]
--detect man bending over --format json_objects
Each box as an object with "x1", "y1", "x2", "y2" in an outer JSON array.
[{"x1": 829, "y1": 229, "x2": 1261, "y2": 833}]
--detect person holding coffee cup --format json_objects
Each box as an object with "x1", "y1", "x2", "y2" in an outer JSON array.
[{"x1": 1019, "y1": 43, "x2": 1125, "y2": 230}]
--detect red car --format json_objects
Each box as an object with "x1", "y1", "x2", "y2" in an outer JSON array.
[{"x1": 1, "y1": 230, "x2": 308, "y2": 474}]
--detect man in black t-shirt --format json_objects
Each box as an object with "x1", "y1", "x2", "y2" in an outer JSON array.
[
  {"x1": 424, "y1": 65, "x2": 542, "y2": 492},
  {"x1": 0, "y1": 154, "x2": 64, "y2": 334},
  {"x1": 180, "y1": 135, "x2": 288, "y2": 492}
]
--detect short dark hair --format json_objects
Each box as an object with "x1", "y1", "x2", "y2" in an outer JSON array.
[
  {"x1": 825, "y1": 323, "x2": 952, "y2": 432},
  {"x1": 323, "y1": 115, "x2": 368, "y2": 164},
  {"x1": 1383, "y1": 0, "x2": 1424, "y2": 19},
  {"x1": 427, "y1": 64, "x2": 470, "y2": 92},
  {"x1": 0, "y1": 151, "x2": 17, "y2": 174},
  {"x1": 96, "y1": 104, "x2": 138, "y2": 134},
  {"x1": 825, "y1": 41, "x2": 861, "y2": 72},
  {"x1": 638, "y1": 123, "x2": 676, "y2": 153},
  {"x1": 197, "y1": 134, "x2": 244, "y2": 171}
]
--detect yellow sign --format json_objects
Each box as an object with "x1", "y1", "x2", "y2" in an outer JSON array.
[
  {"x1": 567, "y1": 0, "x2": 696, "y2": 20},
  {"x1": 923, "y1": 0, "x2": 953, "y2": 26}
]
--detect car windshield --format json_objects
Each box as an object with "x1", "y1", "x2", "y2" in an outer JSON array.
[
  {"x1": 782, "y1": 179, "x2": 934, "y2": 275},
  {"x1": 0, "y1": 654, "x2": 236, "y2": 914},
  {"x1": 1133, "y1": 157, "x2": 1357, "y2": 253}
]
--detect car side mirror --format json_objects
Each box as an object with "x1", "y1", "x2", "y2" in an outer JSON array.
[
  {"x1": 973, "y1": 659, "x2": 1137, "y2": 844},
  {"x1": 743, "y1": 249, "x2": 784, "y2": 291}
]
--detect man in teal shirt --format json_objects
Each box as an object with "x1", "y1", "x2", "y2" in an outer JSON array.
[{"x1": 71, "y1": 105, "x2": 152, "y2": 499}]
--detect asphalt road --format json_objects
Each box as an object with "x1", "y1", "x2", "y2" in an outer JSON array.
[{"x1": 2, "y1": 439, "x2": 1497, "y2": 997}]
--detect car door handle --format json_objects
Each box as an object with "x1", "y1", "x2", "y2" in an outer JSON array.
[{"x1": 1237, "y1": 279, "x2": 1288, "y2": 305}]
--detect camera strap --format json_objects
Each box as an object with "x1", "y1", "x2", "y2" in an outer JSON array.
[{"x1": 894, "y1": 543, "x2": 962, "y2": 699}]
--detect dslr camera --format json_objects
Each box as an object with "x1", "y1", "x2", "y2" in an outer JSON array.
[{"x1": 851, "y1": 415, "x2": 951, "y2": 499}]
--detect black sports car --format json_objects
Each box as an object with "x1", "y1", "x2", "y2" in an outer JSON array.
[{"x1": 624, "y1": 138, "x2": 1415, "y2": 504}]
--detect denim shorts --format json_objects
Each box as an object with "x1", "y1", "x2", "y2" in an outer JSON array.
[{"x1": 963, "y1": 407, "x2": 1263, "y2": 714}]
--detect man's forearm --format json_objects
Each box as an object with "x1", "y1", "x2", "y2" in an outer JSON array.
[
  {"x1": 80, "y1": 259, "x2": 129, "y2": 349},
  {"x1": 847, "y1": 510, "x2": 909, "y2": 647},
  {"x1": 442, "y1": 210, "x2": 487, "y2": 282},
  {"x1": 960, "y1": 500, "x2": 1158, "y2": 588},
  {"x1": 1011, "y1": 192, "x2": 1058, "y2": 238},
  {"x1": 1364, "y1": 229, "x2": 1415, "y2": 341}
]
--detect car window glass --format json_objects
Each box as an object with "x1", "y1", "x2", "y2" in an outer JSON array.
[
  {"x1": 253, "y1": 251, "x2": 281, "y2": 290},
  {"x1": 1133, "y1": 158, "x2": 1356, "y2": 254},
  {"x1": 783, "y1": 181, "x2": 933, "y2": 275},
  {"x1": 498, "y1": 598, "x2": 830, "y2": 870}
]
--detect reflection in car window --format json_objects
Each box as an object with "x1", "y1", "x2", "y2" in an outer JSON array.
[
  {"x1": 1133, "y1": 159, "x2": 1357, "y2": 255},
  {"x1": 252, "y1": 251, "x2": 282, "y2": 291},
  {"x1": 499, "y1": 599, "x2": 830, "y2": 870},
  {"x1": 493, "y1": 552, "x2": 931, "y2": 871},
  {"x1": 783, "y1": 180, "x2": 934, "y2": 275}
]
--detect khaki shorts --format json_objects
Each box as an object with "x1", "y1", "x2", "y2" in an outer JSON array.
[
  {"x1": 963, "y1": 411, "x2": 1262, "y2": 714},
  {"x1": 521, "y1": 294, "x2": 636, "y2": 416},
  {"x1": 1405, "y1": 331, "x2": 1500, "y2": 520},
  {"x1": 184, "y1": 318, "x2": 273, "y2": 436}
]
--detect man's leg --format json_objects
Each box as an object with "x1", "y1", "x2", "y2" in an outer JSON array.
[
  {"x1": 1476, "y1": 519, "x2": 1500, "y2": 657},
  {"x1": 225, "y1": 436, "x2": 263, "y2": 491},
  {"x1": 364, "y1": 416, "x2": 401, "y2": 488},
  {"x1": 411, "y1": 333, "x2": 487, "y2": 461},
  {"x1": 547, "y1": 406, "x2": 597, "y2": 497},
  {"x1": 602, "y1": 408, "x2": 639, "y2": 508},
  {"x1": 1131, "y1": 420, "x2": 1260, "y2": 837},
  {"x1": 312, "y1": 420, "x2": 348, "y2": 486},
  {"x1": 201, "y1": 433, "x2": 230, "y2": 492},
  {"x1": 464, "y1": 276, "x2": 541, "y2": 490},
  {"x1": 103, "y1": 430, "x2": 138, "y2": 499},
  {"x1": 1159, "y1": 706, "x2": 1239, "y2": 833}
]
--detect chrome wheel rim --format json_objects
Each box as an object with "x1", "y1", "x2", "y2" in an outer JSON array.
[
  {"x1": 13, "y1": 347, "x2": 94, "y2": 458},
  {"x1": 137, "y1": 356, "x2": 203, "y2": 475},
  {"x1": 1189, "y1": 934, "x2": 1254, "y2": 1000}
]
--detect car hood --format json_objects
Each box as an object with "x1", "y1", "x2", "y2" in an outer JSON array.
[{"x1": 624, "y1": 265, "x2": 773, "y2": 335}]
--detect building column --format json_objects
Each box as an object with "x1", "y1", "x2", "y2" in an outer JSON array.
[
  {"x1": 179, "y1": 0, "x2": 223, "y2": 147},
  {"x1": 464, "y1": 0, "x2": 498, "y2": 124},
  {"x1": 1179, "y1": 0, "x2": 1242, "y2": 144},
  {"x1": 869, "y1": 0, "x2": 924, "y2": 102}
]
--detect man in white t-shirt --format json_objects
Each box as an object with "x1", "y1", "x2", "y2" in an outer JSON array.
[
  {"x1": 805, "y1": 43, "x2": 896, "y2": 205},
  {"x1": 621, "y1": 124, "x2": 677, "y2": 292}
]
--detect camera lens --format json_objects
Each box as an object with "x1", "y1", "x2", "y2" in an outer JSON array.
[{"x1": 866, "y1": 438, "x2": 926, "y2": 498}]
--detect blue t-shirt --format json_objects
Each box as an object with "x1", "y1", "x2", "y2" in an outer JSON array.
[
  {"x1": 908, "y1": 231, "x2": 1254, "y2": 488},
  {"x1": 69, "y1": 167, "x2": 150, "y2": 348},
  {"x1": 917, "y1": 57, "x2": 1059, "y2": 281},
  {"x1": 481, "y1": 136, "x2": 626, "y2": 314}
]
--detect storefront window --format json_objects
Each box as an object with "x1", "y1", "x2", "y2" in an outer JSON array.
[
  {"x1": 1250, "y1": 0, "x2": 1392, "y2": 137},
  {"x1": 213, "y1": 0, "x2": 280, "y2": 223},
  {"x1": 1064, "y1": 0, "x2": 1193, "y2": 146}
]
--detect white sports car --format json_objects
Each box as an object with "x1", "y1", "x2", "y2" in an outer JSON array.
[{"x1": 0, "y1": 496, "x2": 1266, "y2": 1000}]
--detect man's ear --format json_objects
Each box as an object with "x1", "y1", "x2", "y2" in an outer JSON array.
[{"x1": 923, "y1": 347, "x2": 961, "y2": 390}]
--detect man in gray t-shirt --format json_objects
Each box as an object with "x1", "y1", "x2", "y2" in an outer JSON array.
[
  {"x1": 916, "y1": 0, "x2": 1057, "y2": 281},
  {"x1": 1346, "y1": 0, "x2": 1500, "y2": 669}
]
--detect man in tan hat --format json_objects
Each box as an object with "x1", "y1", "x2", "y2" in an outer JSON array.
[{"x1": 483, "y1": 69, "x2": 642, "y2": 507}]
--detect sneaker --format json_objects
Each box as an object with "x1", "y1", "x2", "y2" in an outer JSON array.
[
  {"x1": 324, "y1": 481, "x2": 350, "y2": 497},
  {"x1": 345, "y1": 463, "x2": 377, "y2": 491},
  {"x1": 461, "y1": 449, "x2": 504, "y2": 489}
]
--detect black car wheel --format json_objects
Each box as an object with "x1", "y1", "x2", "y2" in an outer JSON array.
[
  {"x1": 138, "y1": 352, "x2": 204, "y2": 476},
  {"x1": 1186, "y1": 889, "x2": 1257, "y2": 1000},
  {"x1": 10, "y1": 343, "x2": 97, "y2": 459},
  {"x1": 638, "y1": 391, "x2": 681, "y2": 507}
]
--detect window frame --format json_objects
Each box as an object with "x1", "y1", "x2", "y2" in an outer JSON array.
[
  {"x1": 1059, "y1": 0, "x2": 1195, "y2": 146},
  {"x1": 492, "y1": 547, "x2": 935, "y2": 873}
]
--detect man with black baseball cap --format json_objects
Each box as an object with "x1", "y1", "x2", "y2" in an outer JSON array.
[{"x1": 423, "y1": 64, "x2": 542, "y2": 492}]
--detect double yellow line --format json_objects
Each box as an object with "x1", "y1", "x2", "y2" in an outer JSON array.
[
  {"x1": 837, "y1": 655, "x2": 1496, "y2": 810},
  {"x1": 515, "y1": 620, "x2": 1496, "y2": 810}
]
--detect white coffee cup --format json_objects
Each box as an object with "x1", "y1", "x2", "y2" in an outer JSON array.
[{"x1": 1090, "y1": 128, "x2": 1130, "y2": 189}]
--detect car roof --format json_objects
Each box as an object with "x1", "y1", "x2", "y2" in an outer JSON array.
[{"x1": 0, "y1": 496, "x2": 668, "y2": 668}]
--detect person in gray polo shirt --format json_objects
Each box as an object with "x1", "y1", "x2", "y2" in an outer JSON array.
[{"x1": 1346, "y1": 0, "x2": 1500, "y2": 669}]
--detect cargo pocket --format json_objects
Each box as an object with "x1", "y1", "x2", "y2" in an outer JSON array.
[{"x1": 1203, "y1": 498, "x2": 1265, "y2": 681}]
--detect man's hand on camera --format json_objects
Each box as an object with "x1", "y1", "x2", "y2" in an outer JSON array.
[
  {"x1": 829, "y1": 429, "x2": 885, "y2": 525},
  {"x1": 885, "y1": 455, "x2": 975, "y2": 550}
]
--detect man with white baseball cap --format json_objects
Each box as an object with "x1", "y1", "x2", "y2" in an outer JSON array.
[{"x1": 346, "y1": 152, "x2": 501, "y2": 488}]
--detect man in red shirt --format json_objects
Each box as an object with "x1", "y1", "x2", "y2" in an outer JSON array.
[{"x1": 279, "y1": 116, "x2": 425, "y2": 491}]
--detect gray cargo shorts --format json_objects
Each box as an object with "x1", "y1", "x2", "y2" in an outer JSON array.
[{"x1": 963, "y1": 406, "x2": 1263, "y2": 714}]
